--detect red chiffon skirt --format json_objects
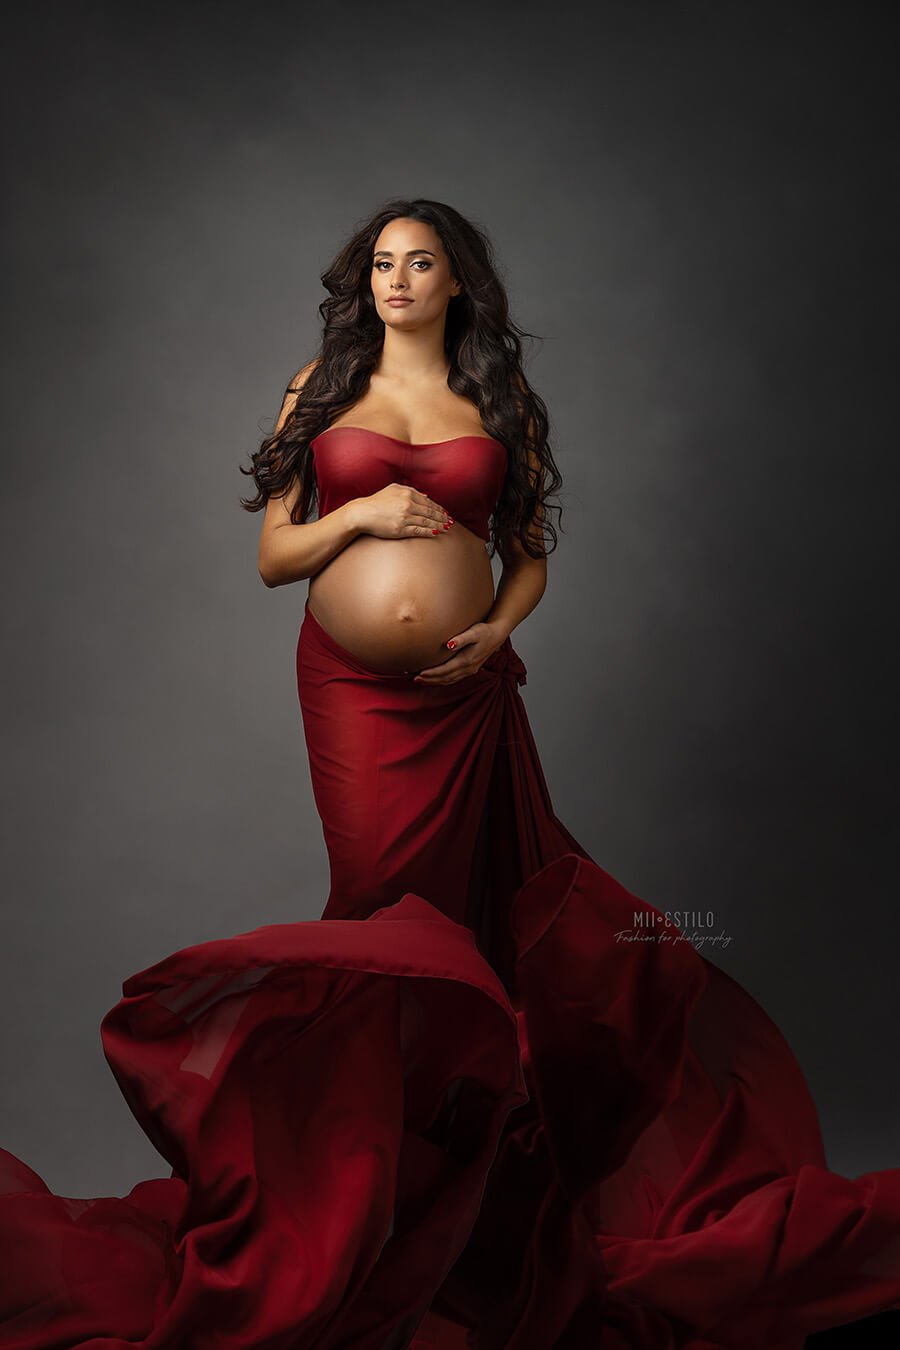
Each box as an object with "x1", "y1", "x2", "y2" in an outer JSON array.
[{"x1": 1, "y1": 598, "x2": 898, "y2": 1349}]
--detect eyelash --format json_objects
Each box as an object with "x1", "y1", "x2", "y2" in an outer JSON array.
[{"x1": 374, "y1": 260, "x2": 432, "y2": 271}]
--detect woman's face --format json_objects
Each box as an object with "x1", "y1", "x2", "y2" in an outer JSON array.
[{"x1": 370, "y1": 217, "x2": 461, "y2": 330}]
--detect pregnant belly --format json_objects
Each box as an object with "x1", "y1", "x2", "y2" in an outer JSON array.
[{"x1": 307, "y1": 526, "x2": 497, "y2": 675}]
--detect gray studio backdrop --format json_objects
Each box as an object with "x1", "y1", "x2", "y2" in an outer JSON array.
[{"x1": 1, "y1": 1, "x2": 896, "y2": 1197}]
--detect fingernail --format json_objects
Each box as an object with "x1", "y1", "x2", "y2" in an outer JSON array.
[
  {"x1": 431, "y1": 529, "x2": 440, "y2": 534},
  {"x1": 447, "y1": 640, "x2": 456, "y2": 649},
  {"x1": 443, "y1": 523, "x2": 450, "y2": 530},
  {"x1": 448, "y1": 517, "x2": 454, "y2": 524}
]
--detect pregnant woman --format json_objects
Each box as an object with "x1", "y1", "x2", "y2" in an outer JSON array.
[
  {"x1": 253, "y1": 207, "x2": 578, "y2": 942},
  {"x1": 1, "y1": 198, "x2": 899, "y2": 1350}
]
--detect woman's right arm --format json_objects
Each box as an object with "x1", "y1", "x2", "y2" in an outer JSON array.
[
  {"x1": 257, "y1": 361, "x2": 364, "y2": 588},
  {"x1": 258, "y1": 361, "x2": 453, "y2": 587}
]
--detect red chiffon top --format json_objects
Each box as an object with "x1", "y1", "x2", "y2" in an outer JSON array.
[{"x1": 310, "y1": 425, "x2": 508, "y2": 543}]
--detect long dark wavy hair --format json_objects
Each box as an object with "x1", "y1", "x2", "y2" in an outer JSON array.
[{"x1": 239, "y1": 197, "x2": 564, "y2": 561}]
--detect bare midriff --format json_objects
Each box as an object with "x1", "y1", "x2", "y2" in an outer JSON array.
[{"x1": 308, "y1": 521, "x2": 496, "y2": 676}]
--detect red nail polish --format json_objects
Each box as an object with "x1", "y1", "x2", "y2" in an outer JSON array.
[
  {"x1": 447, "y1": 640, "x2": 456, "y2": 649},
  {"x1": 431, "y1": 529, "x2": 440, "y2": 534}
]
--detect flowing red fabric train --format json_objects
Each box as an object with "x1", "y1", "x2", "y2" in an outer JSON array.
[
  {"x1": 0, "y1": 600, "x2": 898, "y2": 1348},
  {"x1": 0, "y1": 899, "x2": 527, "y2": 1348}
]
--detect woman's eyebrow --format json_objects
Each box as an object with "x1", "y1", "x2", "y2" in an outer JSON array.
[{"x1": 373, "y1": 248, "x2": 436, "y2": 258}]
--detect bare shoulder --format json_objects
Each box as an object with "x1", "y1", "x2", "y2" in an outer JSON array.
[
  {"x1": 275, "y1": 357, "x2": 320, "y2": 433},
  {"x1": 285, "y1": 357, "x2": 320, "y2": 396}
]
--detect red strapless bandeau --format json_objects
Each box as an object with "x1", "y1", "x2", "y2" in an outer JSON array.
[{"x1": 310, "y1": 426, "x2": 508, "y2": 543}]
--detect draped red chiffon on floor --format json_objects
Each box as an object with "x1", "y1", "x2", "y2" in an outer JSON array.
[{"x1": 1, "y1": 425, "x2": 899, "y2": 1350}]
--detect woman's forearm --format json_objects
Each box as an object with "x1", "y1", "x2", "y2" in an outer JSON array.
[
  {"x1": 259, "y1": 501, "x2": 364, "y2": 587},
  {"x1": 485, "y1": 557, "x2": 547, "y2": 640}
]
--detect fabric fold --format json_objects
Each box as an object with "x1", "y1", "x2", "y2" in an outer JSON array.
[
  {"x1": 1, "y1": 602, "x2": 898, "y2": 1349},
  {"x1": 1, "y1": 897, "x2": 526, "y2": 1349}
]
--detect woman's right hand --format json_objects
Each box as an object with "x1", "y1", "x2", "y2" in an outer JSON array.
[{"x1": 351, "y1": 484, "x2": 453, "y2": 539}]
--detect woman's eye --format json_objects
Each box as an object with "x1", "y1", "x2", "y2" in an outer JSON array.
[{"x1": 373, "y1": 260, "x2": 432, "y2": 271}]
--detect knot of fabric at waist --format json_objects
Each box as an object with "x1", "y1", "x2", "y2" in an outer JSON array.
[{"x1": 487, "y1": 638, "x2": 528, "y2": 687}]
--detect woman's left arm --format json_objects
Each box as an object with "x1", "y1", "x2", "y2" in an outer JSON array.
[
  {"x1": 486, "y1": 434, "x2": 549, "y2": 640},
  {"x1": 414, "y1": 550, "x2": 546, "y2": 684},
  {"x1": 485, "y1": 551, "x2": 547, "y2": 642}
]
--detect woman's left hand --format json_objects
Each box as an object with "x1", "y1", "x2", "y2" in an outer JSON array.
[{"x1": 414, "y1": 620, "x2": 507, "y2": 685}]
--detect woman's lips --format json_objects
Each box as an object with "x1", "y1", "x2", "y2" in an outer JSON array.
[{"x1": 387, "y1": 298, "x2": 413, "y2": 306}]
